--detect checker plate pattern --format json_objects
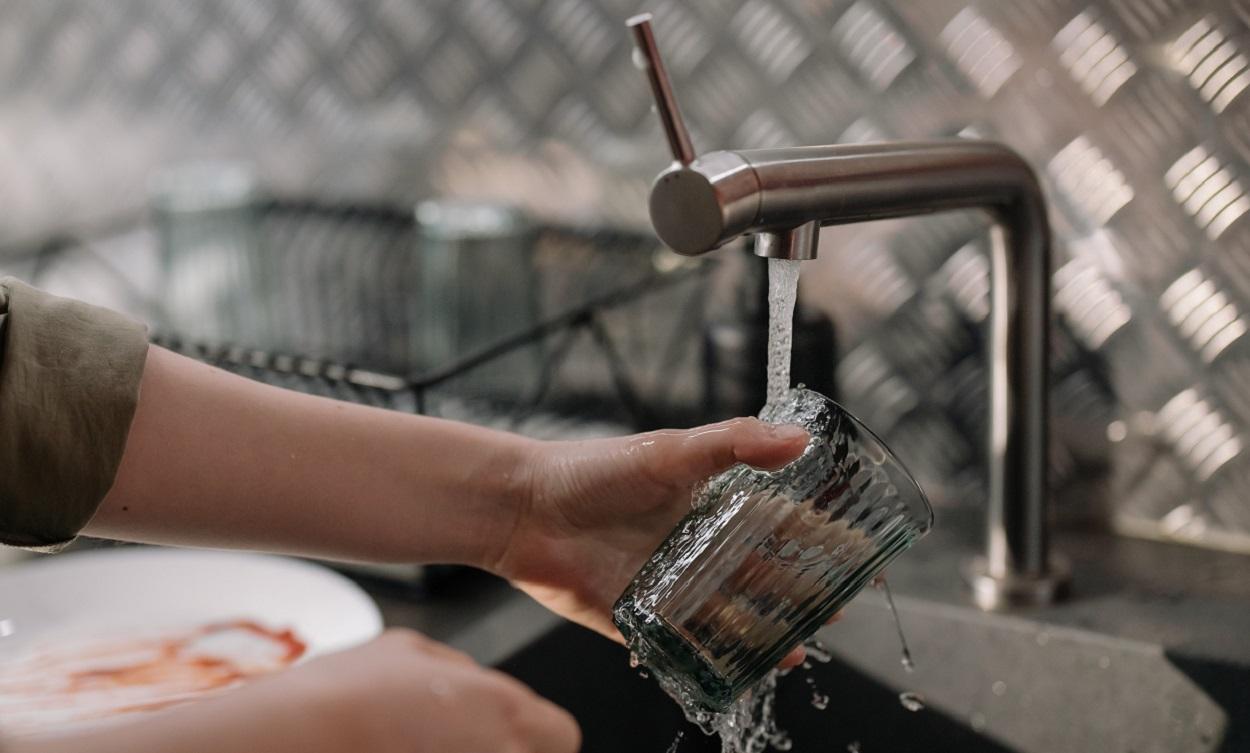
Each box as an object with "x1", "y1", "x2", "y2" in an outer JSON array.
[{"x1": 3, "y1": 0, "x2": 1250, "y2": 552}]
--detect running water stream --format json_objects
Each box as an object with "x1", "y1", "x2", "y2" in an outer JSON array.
[
  {"x1": 670, "y1": 258, "x2": 805, "y2": 753},
  {"x1": 765, "y1": 258, "x2": 802, "y2": 406},
  {"x1": 663, "y1": 258, "x2": 919, "y2": 752},
  {"x1": 876, "y1": 578, "x2": 916, "y2": 673}
]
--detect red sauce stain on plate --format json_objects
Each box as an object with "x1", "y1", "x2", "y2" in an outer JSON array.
[{"x1": 0, "y1": 620, "x2": 307, "y2": 736}]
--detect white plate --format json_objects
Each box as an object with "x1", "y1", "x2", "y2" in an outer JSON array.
[
  {"x1": 0, "y1": 547, "x2": 382, "y2": 654},
  {"x1": 0, "y1": 547, "x2": 383, "y2": 735}
]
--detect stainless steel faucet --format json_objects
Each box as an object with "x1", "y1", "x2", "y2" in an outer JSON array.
[{"x1": 628, "y1": 13, "x2": 1070, "y2": 610}]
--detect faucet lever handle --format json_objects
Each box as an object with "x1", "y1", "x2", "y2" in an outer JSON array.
[{"x1": 627, "y1": 12, "x2": 696, "y2": 166}]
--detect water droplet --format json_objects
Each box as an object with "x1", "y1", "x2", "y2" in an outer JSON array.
[
  {"x1": 991, "y1": 681, "x2": 1007, "y2": 697},
  {"x1": 970, "y1": 711, "x2": 987, "y2": 731},
  {"x1": 629, "y1": 652, "x2": 641, "y2": 668},
  {"x1": 847, "y1": 742, "x2": 861, "y2": 753},
  {"x1": 811, "y1": 691, "x2": 830, "y2": 710},
  {"x1": 1107, "y1": 420, "x2": 1128, "y2": 442},
  {"x1": 1098, "y1": 656, "x2": 1111, "y2": 669},
  {"x1": 804, "y1": 639, "x2": 833, "y2": 664},
  {"x1": 665, "y1": 730, "x2": 685, "y2": 753},
  {"x1": 0, "y1": 619, "x2": 14, "y2": 638},
  {"x1": 900, "y1": 651, "x2": 915, "y2": 673},
  {"x1": 801, "y1": 661, "x2": 812, "y2": 670},
  {"x1": 898, "y1": 691, "x2": 925, "y2": 712},
  {"x1": 690, "y1": 478, "x2": 713, "y2": 509},
  {"x1": 631, "y1": 47, "x2": 649, "y2": 72}
]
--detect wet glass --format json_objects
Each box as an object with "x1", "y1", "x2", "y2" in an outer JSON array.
[{"x1": 613, "y1": 388, "x2": 933, "y2": 712}]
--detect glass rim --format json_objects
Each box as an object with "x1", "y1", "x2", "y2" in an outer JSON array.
[{"x1": 762, "y1": 386, "x2": 935, "y2": 533}]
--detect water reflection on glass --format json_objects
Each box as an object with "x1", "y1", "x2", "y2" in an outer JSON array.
[{"x1": 614, "y1": 388, "x2": 933, "y2": 712}]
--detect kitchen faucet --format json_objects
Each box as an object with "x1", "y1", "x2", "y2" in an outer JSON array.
[{"x1": 628, "y1": 13, "x2": 1069, "y2": 610}]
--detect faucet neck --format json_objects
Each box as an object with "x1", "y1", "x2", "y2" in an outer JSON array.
[{"x1": 647, "y1": 140, "x2": 1070, "y2": 609}]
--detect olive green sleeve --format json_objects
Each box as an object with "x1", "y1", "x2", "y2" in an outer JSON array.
[{"x1": 0, "y1": 278, "x2": 149, "y2": 550}]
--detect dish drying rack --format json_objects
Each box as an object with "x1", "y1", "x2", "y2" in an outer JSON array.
[
  {"x1": 4, "y1": 198, "x2": 715, "y2": 429},
  {"x1": 1, "y1": 198, "x2": 718, "y2": 591},
  {"x1": 144, "y1": 257, "x2": 700, "y2": 441}
]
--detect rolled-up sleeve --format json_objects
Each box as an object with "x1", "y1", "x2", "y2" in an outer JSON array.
[{"x1": 0, "y1": 278, "x2": 149, "y2": 550}]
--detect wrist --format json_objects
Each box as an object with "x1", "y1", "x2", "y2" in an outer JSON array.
[{"x1": 470, "y1": 433, "x2": 547, "y2": 575}]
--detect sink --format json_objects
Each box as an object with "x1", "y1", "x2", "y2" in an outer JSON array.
[
  {"x1": 497, "y1": 618, "x2": 1011, "y2": 753},
  {"x1": 372, "y1": 520, "x2": 1250, "y2": 753},
  {"x1": 815, "y1": 596, "x2": 1228, "y2": 753},
  {"x1": 497, "y1": 593, "x2": 1235, "y2": 753}
]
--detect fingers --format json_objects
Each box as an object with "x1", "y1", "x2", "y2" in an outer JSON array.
[
  {"x1": 472, "y1": 667, "x2": 580, "y2": 753},
  {"x1": 780, "y1": 646, "x2": 806, "y2": 668},
  {"x1": 511, "y1": 688, "x2": 582, "y2": 753},
  {"x1": 415, "y1": 632, "x2": 581, "y2": 753},
  {"x1": 732, "y1": 420, "x2": 809, "y2": 471},
  {"x1": 641, "y1": 418, "x2": 808, "y2": 487},
  {"x1": 380, "y1": 627, "x2": 475, "y2": 666},
  {"x1": 777, "y1": 612, "x2": 840, "y2": 669}
]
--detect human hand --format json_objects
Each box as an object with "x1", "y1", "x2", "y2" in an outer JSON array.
[
  {"x1": 494, "y1": 417, "x2": 825, "y2": 667},
  {"x1": 26, "y1": 629, "x2": 579, "y2": 753}
]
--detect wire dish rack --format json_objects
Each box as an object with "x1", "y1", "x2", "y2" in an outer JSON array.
[
  {"x1": 2, "y1": 198, "x2": 718, "y2": 433},
  {"x1": 1, "y1": 197, "x2": 722, "y2": 590}
]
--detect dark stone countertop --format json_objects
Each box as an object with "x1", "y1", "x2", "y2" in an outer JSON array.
[{"x1": 366, "y1": 509, "x2": 1250, "y2": 671}]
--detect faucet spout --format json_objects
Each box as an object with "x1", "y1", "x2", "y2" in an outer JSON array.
[{"x1": 756, "y1": 221, "x2": 819, "y2": 261}]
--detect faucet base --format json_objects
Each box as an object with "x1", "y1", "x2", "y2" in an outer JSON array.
[{"x1": 964, "y1": 555, "x2": 1071, "y2": 611}]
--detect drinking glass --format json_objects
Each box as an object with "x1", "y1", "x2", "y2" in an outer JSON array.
[
  {"x1": 613, "y1": 388, "x2": 933, "y2": 712},
  {"x1": 150, "y1": 162, "x2": 268, "y2": 347},
  {"x1": 411, "y1": 200, "x2": 541, "y2": 400}
]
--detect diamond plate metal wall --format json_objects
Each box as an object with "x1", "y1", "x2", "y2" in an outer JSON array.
[{"x1": 3, "y1": 0, "x2": 1250, "y2": 552}]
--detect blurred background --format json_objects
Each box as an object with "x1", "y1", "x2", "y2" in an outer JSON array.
[{"x1": 2, "y1": 0, "x2": 1250, "y2": 560}]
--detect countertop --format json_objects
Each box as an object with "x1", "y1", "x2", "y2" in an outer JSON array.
[{"x1": 364, "y1": 511, "x2": 1250, "y2": 671}]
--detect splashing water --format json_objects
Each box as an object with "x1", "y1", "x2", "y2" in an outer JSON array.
[
  {"x1": 676, "y1": 670, "x2": 790, "y2": 753},
  {"x1": 635, "y1": 259, "x2": 817, "y2": 752},
  {"x1": 766, "y1": 258, "x2": 802, "y2": 405},
  {"x1": 665, "y1": 730, "x2": 685, "y2": 753},
  {"x1": 661, "y1": 633, "x2": 844, "y2": 752},
  {"x1": 898, "y1": 691, "x2": 926, "y2": 712},
  {"x1": 803, "y1": 638, "x2": 834, "y2": 664}
]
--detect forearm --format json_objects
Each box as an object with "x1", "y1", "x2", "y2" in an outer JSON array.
[{"x1": 86, "y1": 346, "x2": 536, "y2": 567}]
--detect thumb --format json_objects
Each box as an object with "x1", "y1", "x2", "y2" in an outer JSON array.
[{"x1": 641, "y1": 417, "x2": 809, "y2": 488}]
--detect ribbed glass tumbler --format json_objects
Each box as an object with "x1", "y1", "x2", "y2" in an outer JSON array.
[{"x1": 613, "y1": 388, "x2": 933, "y2": 712}]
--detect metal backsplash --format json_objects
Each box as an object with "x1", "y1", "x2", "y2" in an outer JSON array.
[{"x1": 3, "y1": 0, "x2": 1250, "y2": 552}]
